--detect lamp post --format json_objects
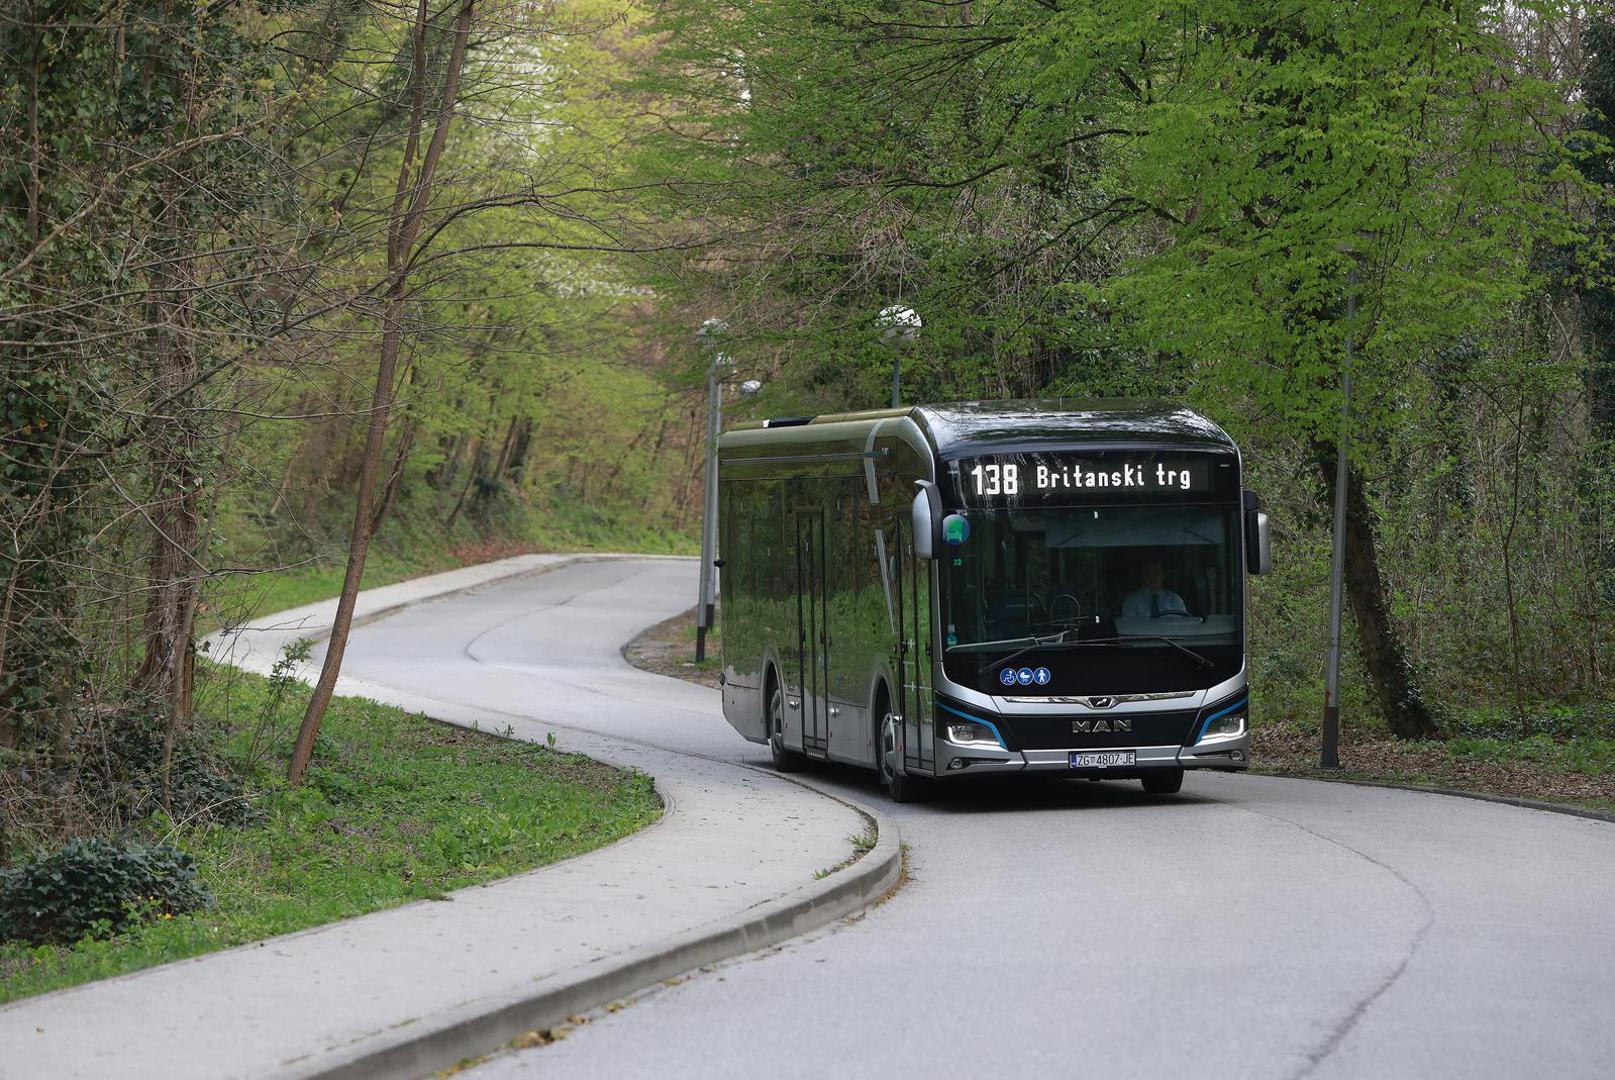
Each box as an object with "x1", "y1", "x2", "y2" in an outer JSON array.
[
  {"x1": 694, "y1": 318, "x2": 728, "y2": 664},
  {"x1": 1321, "y1": 266, "x2": 1356, "y2": 769},
  {"x1": 876, "y1": 304, "x2": 921, "y2": 407}
]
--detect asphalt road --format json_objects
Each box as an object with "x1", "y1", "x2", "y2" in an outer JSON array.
[{"x1": 332, "y1": 557, "x2": 1615, "y2": 1080}]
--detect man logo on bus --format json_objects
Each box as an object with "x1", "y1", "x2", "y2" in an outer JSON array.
[
  {"x1": 1033, "y1": 667, "x2": 1051, "y2": 686},
  {"x1": 998, "y1": 668, "x2": 1017, "y2": 687},
  {"x1": 1016, "y1": 667, "x2": 1035, "y2": 686}
]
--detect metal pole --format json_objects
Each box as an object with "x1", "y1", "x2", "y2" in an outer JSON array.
[
  {"x1": 1321, "y1": 267, "x2": 1356, "y2": 769},
  {"x1": 695, "y1": 357, "x2": 722, "y2": 662},
  {"x1": 891, "y1": 355, "x2": 901, "y2": 409}
]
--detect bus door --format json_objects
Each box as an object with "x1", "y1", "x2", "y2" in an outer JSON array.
[
  {"x1": 795, "y1": 514, "x2": 830, "y2": 757},
  {"x1": 896, "y1": 518, "x2": 935, "y2": 775}
]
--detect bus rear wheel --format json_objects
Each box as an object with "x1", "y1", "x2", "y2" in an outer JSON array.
[
  {"x1": 768, "y1": 684, "x2": 806, "y2": 773},
  {"x1": 1141, "y1": 768, "x2": 1185, "y2": 795}
]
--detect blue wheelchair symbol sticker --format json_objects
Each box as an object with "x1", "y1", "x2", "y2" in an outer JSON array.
[
  {"x1": 998, "y1": 668, "x2": 1017, "y2": 687},
  {"x1": 1033, "y1": 667, "x2": 1051, "y2": 686},
  {"x1": 1016, "y1": 667, "x2": 1035, "y2": 686}
]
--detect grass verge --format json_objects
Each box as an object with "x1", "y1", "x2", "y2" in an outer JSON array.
[
  {"x1": 0, "y1": 665, "x2": 661, "y2": 1005},
  {"x1": 622, "y1": 607, "x2": 722, "y2": 688},
  {"x1": 1252, "y1": 716, "x2": 1615, "y2": 815},
  {"x1": 206, "y1": 491, "x2": 696, "y2": 631}
]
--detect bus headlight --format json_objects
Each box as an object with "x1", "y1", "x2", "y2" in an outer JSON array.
[
  {"x1": 946, "y1": 721, "x2": 1001, "y2": 747},
  {"x1": 1199, "y1": 711, "x2": 1246, "y2": 740}
]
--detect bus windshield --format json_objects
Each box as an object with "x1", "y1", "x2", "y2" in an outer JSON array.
[{"x1": 941, "y1": 504, "x2": 1242, "y2": 692}]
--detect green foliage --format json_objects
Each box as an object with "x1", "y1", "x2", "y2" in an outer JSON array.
[
  {"x1": 1440, "y1": 734, "x2": 1615, "y2": 777},
  {"x1": 98, "y1": 717, "x2": 262, "y2": 829},
  {"x1": 637, "y1": 0, "x2": 1615, "y2": 736},
  {"x1": 0, "y1": 664, "x2": 660, "y2": 1003},
  {"x1": 0, "y1": 838, "x2": 211, "y2": 947}
]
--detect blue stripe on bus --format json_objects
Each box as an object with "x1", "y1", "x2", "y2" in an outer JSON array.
[
  {"x1": 1196, "y1": 696, "x2": 1249, "y2": 741},
  {"x1": 936, "y1": 701, "x2": 1008, "y2": 750}
]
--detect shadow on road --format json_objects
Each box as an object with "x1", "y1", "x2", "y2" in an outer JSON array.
[{"x1": 792, "y1": 760, "x2": 1225, "y2": 816}]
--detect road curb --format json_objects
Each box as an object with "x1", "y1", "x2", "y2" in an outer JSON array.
[
  {"x1": 210, "y1": 555, "x2": 905, "y2": 1080},
  {"x1": 305, "y1": 808, "x2": 900, "y2": 1080},
  {"x1": 1261, "y1": 772, "x2": 1615, "y2": 825}
]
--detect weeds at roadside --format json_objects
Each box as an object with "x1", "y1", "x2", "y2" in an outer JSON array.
[
  {"x1": 0, "y1": 664, "x2": 660, "y2": 1004},
  {"x1": 813, "y1": 825, "x2": 878, "y2": 879}
]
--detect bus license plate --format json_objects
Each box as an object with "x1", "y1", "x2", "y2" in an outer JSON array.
[{"x1": 1069, "y1": 751, "x2": 1135, "y2": 769}]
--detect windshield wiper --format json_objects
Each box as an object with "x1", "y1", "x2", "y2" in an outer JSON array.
[
  {"x1": 956, "y1": 632, "x2": 1218, "y2": 674},
  {"x1": 943, "y1": 626, "x2": 1059, "y2": 668},
  {"x1": 947, "y1": 634, "x2": 1047, "y2": 654},
  {"x1": 966, "y1": 630, "x2": 1080, "y2": 672},
  {"x1": 1064, "y1": 635, "x2": 1216, "y2": 670}
]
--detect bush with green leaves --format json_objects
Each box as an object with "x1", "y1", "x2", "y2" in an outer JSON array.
[
  {"x1": 91, "y1": 708, "x2": 261, "y2": 829},
  {"x1": 0, "y1": 838, "x2": 211, "y2": 946}
]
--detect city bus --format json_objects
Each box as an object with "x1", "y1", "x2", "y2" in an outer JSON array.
[{"x1": 716, "y1": 399, "x2": 1271, "y2": 801}]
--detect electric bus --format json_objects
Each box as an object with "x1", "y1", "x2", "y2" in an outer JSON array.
[{"x1": 716, "y1": 399, "x2": 1271, "y2": 801}]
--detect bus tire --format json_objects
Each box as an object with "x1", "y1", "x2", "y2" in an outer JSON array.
[
  {"x1": 768, "y1": 681, "x2": 806, "y2": 773},
  {"x1": 878, "y1": 706, "x2": 925, "y2": 803},
  {"x1": 1141, "y1": 768, "x2": 1185, "y2": 795}
]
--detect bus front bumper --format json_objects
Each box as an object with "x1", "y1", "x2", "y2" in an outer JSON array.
[{"x1": 936, "y1": 734, "x2": 1249, "y2": 777}]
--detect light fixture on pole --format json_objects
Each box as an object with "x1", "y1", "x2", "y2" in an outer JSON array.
[
  {"x1": 694, "y1": 318, "x2": 729, "y2": 664},
  {"x1": 876, "y1": 304, "x2": 921, "y2": 408}
]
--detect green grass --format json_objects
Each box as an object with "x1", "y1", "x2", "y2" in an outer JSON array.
[
  {"x1": 0, "y1": 666, "x2": 661, "y2": 1004},
  {"x1": 1442, "y1": 734, "x2": 1615, "y2": 776},
  {"x1": 675, "y1": 618, "x2": 723, "y2": 671},
  {"x1": 205, "y1": 548, "x2": 455, "y2": 630},
  {"x1": 206, "y1": 491, "x2": 696, "y2": 631}
]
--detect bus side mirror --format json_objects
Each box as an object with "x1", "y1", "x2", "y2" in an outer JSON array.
[
  {"x1": 1247, "y1": 510, "x2": 1272, "y2": 575},
  {"x1": 912, "y1": 481, "x2": 941, "y2": 559}
]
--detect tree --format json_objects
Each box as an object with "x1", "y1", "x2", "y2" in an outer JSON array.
[
  {"x1": 288, "y1": 0, "x2": 479, "y2": 784},
  {"x1": 639, "y1": 0, "x2": 1598, "y2": 737}
]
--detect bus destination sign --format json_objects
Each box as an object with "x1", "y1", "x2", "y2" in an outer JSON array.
[{"x1": 953, "y1": 452, "x2": 1229, "y2": 506}]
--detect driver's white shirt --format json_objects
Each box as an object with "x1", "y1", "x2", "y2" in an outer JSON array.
[{"x1": 1122, "y1": 587, "x2": 1188, "y2": 618}]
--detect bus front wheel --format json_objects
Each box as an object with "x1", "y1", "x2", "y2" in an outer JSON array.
[
  {"x1": 879, "y1": 711, "x2": 925, "y2": 803},
  {"x1": 1141, "y1": 768, "x2": 1185, "y2": 795},
  {"x1": 768, "y1": 684, "x2": 807, "y2": 773}
]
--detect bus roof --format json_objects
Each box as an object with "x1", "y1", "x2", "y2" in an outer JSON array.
[{"x1": 726, "y1": 398, "x2": 1236, "y2": 457}]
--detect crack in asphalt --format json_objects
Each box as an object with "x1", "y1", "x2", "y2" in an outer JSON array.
[
  {"x1": 459, "y1": 565, "x2": 642, "y2": 665},
  {"x1": 1241, "y1": 804, "x2": 1438, "y2": 1080}
]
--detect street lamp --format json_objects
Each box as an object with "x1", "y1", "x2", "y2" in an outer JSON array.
[
  {"x1": 876, "y1": 304, "x2": 921, "y2": 408},
  {"x1": 1321, "y1": 267, "x2": 1356, "y2": 769},
  {"x1": 694, "y1": 319, "x2": 729, "y2": 664}
]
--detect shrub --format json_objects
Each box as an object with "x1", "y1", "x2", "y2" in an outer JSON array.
[
  {"x1": 0, "y1": 837, "x2": 212, "y2": 945},
  {"x1": 99, "y1": 715, "x2": 261, "y2": 828}
]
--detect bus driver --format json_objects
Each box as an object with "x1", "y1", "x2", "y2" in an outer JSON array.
[{"x1": 1122, "y1": 559, "x2": 1189, "y2": 619}]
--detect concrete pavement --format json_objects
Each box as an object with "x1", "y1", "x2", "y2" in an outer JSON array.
[{"x1": 0, "y1": 555, "x2": 897, "y2": 1079}]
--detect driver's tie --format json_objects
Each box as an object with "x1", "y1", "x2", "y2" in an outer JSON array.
[{"x1": 1150, "y1": 591, "x2": 1160, "y2": 618}]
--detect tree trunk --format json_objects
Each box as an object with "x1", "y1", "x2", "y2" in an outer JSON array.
[
  {"x1": 134, "y1": 177, "x2": 202, "y2": 731},
  {"x1": 289, "y1": 0, "x2": 478, "y2": 786},
  {"x1": 492, "y1": 414, "x2": 520, "y2": 479},
  {"x1": 505, "y1": 417, "x2": 533, "y2": 483},
  {"x1": 444, "y1": 434, "x2": 482, "y2": 530},
  {"x1": 371, "y1": 417, "x2": 418, "y2": 538},
  {"x1": 1317, "y1": 446, "x2": 1442, "y2": 739}
]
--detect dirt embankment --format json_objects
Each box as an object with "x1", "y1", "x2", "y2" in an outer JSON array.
[{"x1": 623, "y1": 609, "x2": 722, "y2": 689}]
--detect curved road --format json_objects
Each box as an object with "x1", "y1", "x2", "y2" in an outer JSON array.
[{"x1": 332, "y1": 558, "x2": 1615, "y2": 1080}]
